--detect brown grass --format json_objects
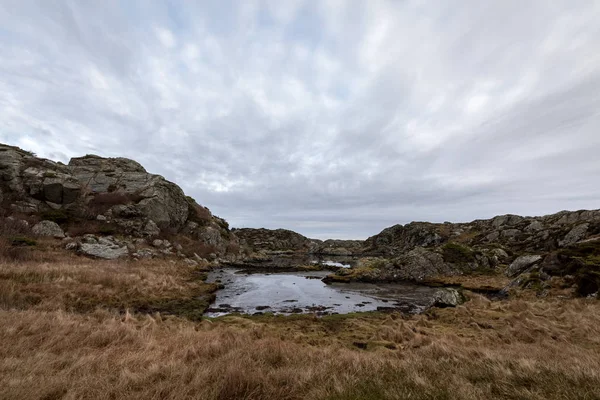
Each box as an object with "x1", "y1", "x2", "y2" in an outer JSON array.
[
  {"x1": 0, "y1": 248, "x2": 216, "y2": 320},
  {"x1": 1, "y1": 245, "x2": 600, "y2": 399}
]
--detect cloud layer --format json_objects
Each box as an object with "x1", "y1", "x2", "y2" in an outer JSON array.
[{"x1": 1, "y1": 1, "x2": 599, "y2": 239}]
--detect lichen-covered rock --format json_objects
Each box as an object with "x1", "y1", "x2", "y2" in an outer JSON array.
[
  {"x1": 32, "y1": 220, "x2": 65, "y2": 238},
  {"x1": 559, "y1": 223, "x2": 589, "y2": 247},
  {"x1": 79, "y1": 243, "x2": 129, "y2": 259},
  {"x1": 506, "y1": 255, "x2": 542, "y2": 277},
  {"x1": 429, "y1": 288, "x2": 465, "y2": 308}
]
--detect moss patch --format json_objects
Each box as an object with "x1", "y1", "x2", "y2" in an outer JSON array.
[
  {"x1": 555, "y1": 241, "x2": 600, "y2": 297},
  {"x1": 442, "y1": 243, "x2": 476, "y2": 264}
]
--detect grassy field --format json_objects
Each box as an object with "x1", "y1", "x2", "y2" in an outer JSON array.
[{"x1": 1, "y1": 239, "x2": 600, "y2": 399}]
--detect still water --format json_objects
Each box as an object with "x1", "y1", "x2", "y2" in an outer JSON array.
[{"x1": 205, "y1": 268, "x2": 439, "y2": 317}]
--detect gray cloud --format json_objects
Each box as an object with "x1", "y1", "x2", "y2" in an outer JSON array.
[{"x1": 1, "y1": 0, "x2": 599, "y2": 239}]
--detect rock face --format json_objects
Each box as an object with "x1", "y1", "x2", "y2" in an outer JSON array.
[
  {"x1": 233, "y1": 228, "x2": 316, "y2": 253},
  {"x1": 232, "y1": 228, "x2": 365, "y2": 256},
  {"x1": 364, "y1": 211, "x2": 600, "y2": 257},
  {"x1": 506, "y1": 255, "x2": 542, "y2": 277},
  {"x1": 0, "y1": 143, "x2": 240, "y2": 259},
  {"x1": 315, "y1": 239, "x2": 364, "y2": 256},
  {"x1": 31, "y1": 220, "x2": 65, "y2": 238}
]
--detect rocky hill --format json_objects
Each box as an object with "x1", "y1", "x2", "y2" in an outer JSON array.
[
  {"x1": 325, "y1": 210, "x2": 600, "y2": 298},
  {"x1": 0, "y1": 143, "x2": 240, "y2": 262},
  {"x1": 232, "y1": 227, "x2": 364, "y2": 256},
  {"x1": 364, "y1": 211, "x2": 600, "y2": 256},
  {"x1": 232, "y1": 228, "x2": 317, "y2": 253}
]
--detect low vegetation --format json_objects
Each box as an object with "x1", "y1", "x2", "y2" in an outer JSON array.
[
  {"x1": 554, "y1": 241, "x2": 600, "y2": 296},
  {"x1": 1, "y1": 240, "x2": 600, "y2": 399},
  {"x1": 441, "y1": 242, "x2": 476, "y2": 264}
]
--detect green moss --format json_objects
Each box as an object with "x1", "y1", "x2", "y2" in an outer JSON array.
[
  {"x1": 442, "y1": 242, "x2": 476, "y2": 264},
  {"x1": 10, "y1": 236, "x2": 37, "y2": 246},
  {"x1": 555, "y1": 241, "x2": 600, "y2": 297}
]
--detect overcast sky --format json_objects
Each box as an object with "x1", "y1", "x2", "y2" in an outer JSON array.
[{"x1": 1, "y1": 1, "x2": 599, "y2": 239}]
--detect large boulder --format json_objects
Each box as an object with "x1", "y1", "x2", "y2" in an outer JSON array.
[
  {"x1": 429, "y1": 288, "x2": 466, "y2": 308},
  {"x1": 79, "y1": 243, "x2": 129, "y2": 260},
  {"x1": 32, "y1": 220, "x2": 65, "y2": 238},
  {"x1": 559, "y1": 223, "x2": 589, "y2": 247},
  {"x1": 506, "y1": 255, "x2": 542, "y2": 277}
]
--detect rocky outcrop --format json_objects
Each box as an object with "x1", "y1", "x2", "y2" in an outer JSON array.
[
  {"x1": 323, "y1": 210, "x2": 600, "y2": 291},
  {"x1": 364, "y1": 210, "x2": 600, "y2": 257},
  {"x1": 233, "y1": 228, "x2": 317, "y2": 253},
  {"x1": 314, "y1": 239, "x2": 364, "y2": 256},
  {"x1": 0, "y1": 143, "x2": 240, "y2": 259},
  {"x1": 231, "y1": 228, "x2": 365, "y2": 256}
]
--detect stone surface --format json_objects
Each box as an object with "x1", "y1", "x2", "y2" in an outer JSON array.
[
  {"x1": 429, "y1": 288, "x2": 465, "y2": 308},
  {"x1": 32, "y1": 220, "x2": 65, "y2": 238},
  {"x1": 79, "y1": 243, "x2": 129, "y2": 260},
  {"x1": 506, "y1": 255, "x2": 542, "y2": 277},
  {"x1": 559, "y1": 223, "x2": 589, "y2": 247}
]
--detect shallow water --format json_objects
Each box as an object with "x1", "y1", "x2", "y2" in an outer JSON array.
[
  {"x1": 205, "y1": 268, "x2": 439, "y2": 317},
  {"x1": 312, "y1": 259, "x2": 352, "y2": 268}
]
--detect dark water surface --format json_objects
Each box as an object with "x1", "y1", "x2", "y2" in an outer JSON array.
[{"x1": 205, "y1": 268, "x2": 439, "y2": 317}]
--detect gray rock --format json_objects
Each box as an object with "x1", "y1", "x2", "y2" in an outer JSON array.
[
  {"x1": 32, "y1": 220, "x2": 65, "y2": 238},
  {"x1": 97, "y1": 237, "x2": 115, "y2": 246},
  {"x1": 490, "y1": 248, "x2": 509, "y2": 260},
  {"x1": 65, "y1": 242, "x2": 78, "y2": 250},
  {"x1": 525, "y1": 221, "x2": 544, "y2": 232},
  {"x1": 430, "y1": 288, "x2": 465, "y2": 308},
  {"x1": 142, "y1": 220, "x2": 160, "y2": 237},
  {"x1": 82, "y1": 234, "x2": 98, "y2": 244},
  {"x1": 501, "y1": 229, "x2": 521, "y2": 239},
  {"x1": 486, "y1": 231, "x2": 500, "y2": 242},
  {"x1": 152, "y1": 239, "x2": 164, "y2": 248},
  {"x1": 79, "y1": 243, "x2": 128, "y2": 260},
  {"x1": 506, "y1": 255, "x2": 542, "y2": 277},
  {"x1": 96, "y1": 214, "x2": 107, "y2": 221},
  {"x1": 559, "y1": 223, "x2": 589, "y2": 247},
  {"x1": 184, "y1": 258, "x2": 199, "y2": 266},
  {"x1": 132, "y1": 248, "x2": 155, "y2": 258}
]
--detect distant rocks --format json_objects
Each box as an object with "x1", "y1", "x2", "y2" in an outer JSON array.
[{"x1": 232, "y1": 228, "x2": 315, "y2": 253}]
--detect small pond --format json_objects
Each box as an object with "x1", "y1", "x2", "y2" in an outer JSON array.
[{"x1": 205, "y1": 268, "x2": 440, "y2": 317}]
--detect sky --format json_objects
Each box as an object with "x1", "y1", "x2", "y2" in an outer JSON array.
[{"x1": 1, "y1": 1, "x2": 599, "y2": 239}]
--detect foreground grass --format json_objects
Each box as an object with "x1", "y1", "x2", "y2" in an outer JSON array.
[
  {"x1": 0, "y1": 243, "x2": 217, "y2": 319},
  {"x1": 1, "y1": 250, "x2": 600, "y2": 399}
]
